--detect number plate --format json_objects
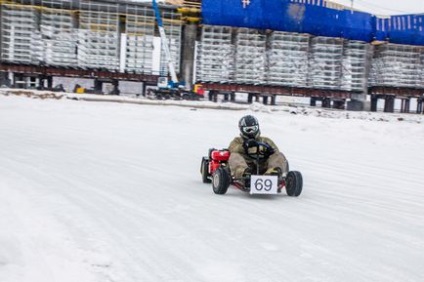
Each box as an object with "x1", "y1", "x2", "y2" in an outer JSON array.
[{"x1": 250, "y1": 175, "x2": 278, "y2": 195}]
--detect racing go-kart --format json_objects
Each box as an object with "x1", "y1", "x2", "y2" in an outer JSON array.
[{"x1": 200, "y1": 142, "x2": 303, "y2": 196}]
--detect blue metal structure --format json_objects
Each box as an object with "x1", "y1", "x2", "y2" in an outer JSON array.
[{"x1": 201, "y1": 0, "x2": 424, "y2": 46}]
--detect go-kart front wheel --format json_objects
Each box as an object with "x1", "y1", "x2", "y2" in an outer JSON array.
[
  {"x1": 285, "y1": 171, "x2": 303, "y2": 197},
  {"x1": 212, "y1": 167, "x2": 230, "y2": 195}
]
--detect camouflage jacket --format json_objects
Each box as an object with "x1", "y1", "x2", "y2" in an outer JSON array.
[{"x1": 228, "y1": 135, "x2": 280, "y2": 164}]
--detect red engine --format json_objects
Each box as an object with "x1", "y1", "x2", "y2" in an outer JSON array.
[{"x1": 209, "y1": 149, "x2": 230, "y2": 174}]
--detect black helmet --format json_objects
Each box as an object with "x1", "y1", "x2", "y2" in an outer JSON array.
[{"x1": 239, "y1": 115, "x2": 260, "y2": 139}]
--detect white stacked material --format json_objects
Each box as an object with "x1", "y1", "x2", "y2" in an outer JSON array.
[
  {"x1": 421, "y1": 50, "x2": 424, "y2": 88},
  {"x1": 0, "y1": 3, "x2": 39, "y2": 64},
  {"x1": 40, "y1": 0, "x2": 78, "y2": 67},
  {"x1": 44, "y1": 39, "x2": 78, "y2": 66},
  {"x1": 31, "y1": 31, "x2": 44, "y2": 64},
  {"x1": 196, "y1": 25, "x2": 235, "y2": 83},
  {"x1": 78, "y1": 1, "x2": 120, "y2": 70},
  {"x1": 369, "y1": 44, "x2": 423, "y2": 88},
  {"x1": 159, "y1": 10, "x2": 182, "y2": 77},
  {"x1": 308, "y1": 37, "x2": 344, "y2": 89},
  {"x1": 234, "y1": 28, "x2": 266, "y2": 84},
  {"x1": 124, "y1": 6, "x2": 155, "y2": 74},
  {"x1": 266, "y1": 31, "x2": 309, "y2": 87},
  {"x1": 341, "y1": 41, "x2": 370, "y2": 92}
]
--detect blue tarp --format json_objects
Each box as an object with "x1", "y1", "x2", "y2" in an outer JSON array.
[
  {"x1": 201, "y1": 0, "x2": 424, "y2": 46},
  {"x1": 387, "y1": 15, "x2": 424, "y2": 45}
]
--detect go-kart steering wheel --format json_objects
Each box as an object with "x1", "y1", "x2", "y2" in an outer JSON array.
[{"x1": 245, "y1": 141, "x2": 275, "y2": 160}]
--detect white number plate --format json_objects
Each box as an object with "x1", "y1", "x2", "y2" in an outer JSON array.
[{"x1": 250, "y1": 175, "x2": 278, "y2": 195}]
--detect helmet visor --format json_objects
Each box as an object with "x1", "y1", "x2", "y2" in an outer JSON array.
[{"x1": 242, "y1": 125, "x2": 259, "y2": 135}]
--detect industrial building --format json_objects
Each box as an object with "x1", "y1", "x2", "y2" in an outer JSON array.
[{"x1": 0, "y1": 0, "x2": 423, "y2": 113}]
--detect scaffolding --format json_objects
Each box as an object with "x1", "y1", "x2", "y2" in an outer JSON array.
[
  {"x1": 40, "y1": 0, "x2": 77, "y2": 67},
  {"x1": 195, "y1": 25, "x2": 235, "y2": 83},
  {"x1": 78, "y1": 0, "x2": 120, "y2": 70},
  {"x1": 266, "y1": 31, "x2": 310, "y2": 87},
  {"x1": 341, "y1": 40, "x2": 370, "y2": 92},
  {"x1": 369, "y1": 44, "x2": 423, "y2": 88},
  {"x1": 234, "y1": 28, "x2": 266, "y2": 84},
  {"x1": 124, "y1": 4, "x2": 155, "y2": 74},
  {"x1": 0, "y1": 0, "x2": 40, "y2": 64},
  {"x1": 308, "y1": 37, "x2": 344, "y2": 89},
  {"x1": 158, "y1": 9, "x2": 182, "y2": 77}
]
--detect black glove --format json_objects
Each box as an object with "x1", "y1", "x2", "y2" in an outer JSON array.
[
  {"x1": 243, "y1": 139, "x2": 258, "y2": 150},
  {"x1": 262, "y1": 143, "x2": 275, "y2": 156}
]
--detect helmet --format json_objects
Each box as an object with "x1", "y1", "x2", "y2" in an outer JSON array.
[{"x1": 239, "y1": 115, "x2": 260, "y2": 139}]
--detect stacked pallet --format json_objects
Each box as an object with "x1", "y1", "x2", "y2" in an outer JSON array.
[
  {"x1": 196, "y1": 25, "x2": 235, "y2": 82},
  {"x1": 421, "y1": 50, "x2": 424, "y2": 88},
  {"x1": 124, "y1": 6, "x2": 155, "y2": 74},
  {"x1": 40, "y1": 1, "x2": 78, "y2": 67},
  {"x1": 0, "y1": 3, "x2": 39, "y2": 64},
  {"x1": 266, "y1": 31, "x2": 309, "y2": 87},
  {"x1": 308, "y1": 37, "x2": 344, "y2": 89},
  {"x1": 341, "y1": 41, "x2": 370, "y2": 92},
  {"x1": 234, "y1": 28, "x2": 266, "y2": 84},
  {"x1": 78, "y1": 1, "x2": 120, "y2": 70},
  {"x1": 369, "y1": 44, "x2": 423, "y2": 88}
]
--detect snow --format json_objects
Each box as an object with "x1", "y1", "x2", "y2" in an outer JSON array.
[{"x1": 1, "y1": 91, "x2": 424, "y2": 282}]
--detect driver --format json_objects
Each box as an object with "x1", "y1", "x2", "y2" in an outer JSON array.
[{"x1": 228, "y1": 115, "x2": 288, "y2": 183}]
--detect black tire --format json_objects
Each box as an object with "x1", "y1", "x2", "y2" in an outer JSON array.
[
  {"x1": 201, "y1": 157, "x2": 211, "y2": 183},
  {"x1": 212, "y1": 167, "x2": 230, "y2": 195},
  {"x1": 285, "y1": 171, "x2": 303, "y2": 197}
]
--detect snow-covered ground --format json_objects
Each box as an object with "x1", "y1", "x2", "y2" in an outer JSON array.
[{"x1": 1, "y1": 91, "x2": 424, "y2": 282}]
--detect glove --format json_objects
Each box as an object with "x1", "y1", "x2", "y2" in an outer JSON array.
[
  {"x1": 263, "y1": 143, "x2": 275, "y2": 155},
  {"x1": 243, "y1": 139, "x2": 258, "y2": 150}
]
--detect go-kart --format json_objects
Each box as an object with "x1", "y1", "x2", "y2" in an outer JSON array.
[{"x1": 200, "y1": 142, "x2": 303, "y2": 196}]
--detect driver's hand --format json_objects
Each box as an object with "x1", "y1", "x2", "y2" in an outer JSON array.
[
  {"x1": 262, "y1": 143, "x2": 275, "y2": 155},
  {"x1": 243, "y1": 139, "x2": 258, "y2": 150}
]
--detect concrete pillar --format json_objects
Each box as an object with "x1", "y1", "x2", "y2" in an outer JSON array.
[
  {"x1": 310, "y1": 97, "x2": 317, "y2": 107},
  {"x1": 370, "y1": 95, "x2": 378, "y2": 112},
  {"x1": 209, "y1": 90, "x2": 218, "y2": 102},
  {"x1": 262, "y1": 96, "x2": 268, "y2": 105},
  {"x1": 111, "y1": 80, "x2": 120, "y2": 95},
  {"x1": 384, "y1": 96, "x2": 395, "y2": 113},
  {"x1": 417, "y1": 98, "x2": 423, "y2": 114},
  {"x1": 94, "y1": 80, "x2": 102, "y2": 94},
  {"x1": 247, "y1": 93, "x2": 253, "y2": 104},
  {"x1": 322, "y1": 98, "x2": 331, "y2": 108},
  {"x1": 230, "y1": 92, "x2": 235, "y2": 102},
  {"x1": 255, "y1": 94, "x2": 259, "y2": 102},
  {"x1": 400, "y1": 98, "x2": 410, "y2": 113},
  {"x1": 47, "y1": 76, "x2": 53, "y2": 88},
  {"x1": 333, "y1": 100, "x2": 345, "y2": 110},
  {"x1": 181, "y1": 24, "x2": 197, "y2": 90},
  {"x1": 271, "y1": 95, "x2": 276, "y2": 106},
  {"x1": 141, "y1": 83, "x2": 147, "y2": 97}
]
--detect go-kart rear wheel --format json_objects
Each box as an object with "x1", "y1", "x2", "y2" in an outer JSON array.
[
  {"x1": 201, "y1": 157, "x2": 211, "y2": 183},
  {"x1": 285, "y1": 171, "x2": 303, "y2": 197},
  {"x1": 212, "y1": 167, "x2": 230, "y2": 195}
]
